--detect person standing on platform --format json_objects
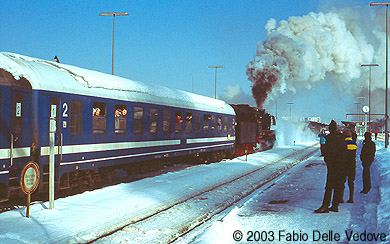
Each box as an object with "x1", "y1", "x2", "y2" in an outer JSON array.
[
  {"x1": 341, "y1": 129, "x2": 357, "y2": 203},
  {"x1": 352, "y1": 130, "x2": 357, "y2": 142},
  {"x1": 360, "y1": 132, "x2": 376, "y2": 194},
  {"x1": 314, "y1": 120, "x2": 347, "y2": 213},
  {"x1": 318, "y1": 129, "x2": 327, "y2": 156}
]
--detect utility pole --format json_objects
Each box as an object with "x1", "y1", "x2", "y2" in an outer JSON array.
[
  {"x1": 370, "y1": 2, "x2": 389, "y2": 147},
  {"x1": 208, "y1": 66, "x2": 225, "y2": 99},
  {"x1": 99, "y1": 11, "x2": 129, "y2": 75},
  {"x1": 361, "y1": 64, "x2": 379, "y2": 132}
]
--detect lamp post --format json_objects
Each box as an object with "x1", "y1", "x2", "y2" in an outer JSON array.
[
  {"x1": 370, "y1": 2, "x2": 389, "y2": 147},
  {"x1": 355, "y1": 102, "x2": 361, "y2": 123},
  {"x1": 99, "y1": 12, "x2": 129, "y2": 75},
  {"x1": 356, "y1": 97, "x2": 365, "y2": 122},
  {"x1": 359, "y1": 85, "x2": 368, "y2": 126},
  {"x1": 361, "y1": 64, "x2": 379, "y2": 132},
  {"x1": 208, "y1": 66, "x2": 225, "y2": 99},
  {"x1": 287, "y1": 102, "x2": 294, "y2": 120}
]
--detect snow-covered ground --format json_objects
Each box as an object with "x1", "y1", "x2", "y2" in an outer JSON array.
[
  {"x1": 0, "y1": 143, "x2": 316, "y2": 244},
  {"x1": 177, "y1": 138, "x2": 390, "y2": 244},
  {"x1": 0, "y1": 134, "x2": 389, "y2": 244}
]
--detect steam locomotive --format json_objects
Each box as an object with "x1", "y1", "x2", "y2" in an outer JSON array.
[{"x1": 0, "y1": 53, "x2": 275, "y2": 202}]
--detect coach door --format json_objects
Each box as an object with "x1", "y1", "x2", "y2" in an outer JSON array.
[
  {"x1": 10, "y1": 90, "x2": 32, "y2": 188},
  {"x1": 42, "y1": 95, "x2": 62, "y2": 189}
]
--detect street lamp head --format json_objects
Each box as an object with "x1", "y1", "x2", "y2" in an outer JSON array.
[
  {"x1": 99, "y1": 12, "x2": 129, "y2": 16},
  {"x1": 370, "y1": 2, "x2": 390, "y2": 6},
  {"x1": 361, "y1": 64, "x2": 379, "y2": 67}
]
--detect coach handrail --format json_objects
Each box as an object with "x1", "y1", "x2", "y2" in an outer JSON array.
[
  {"x1": 10, "y1": 133, "x2": 13, "y2": 168},
  {"x1": 60, "y1": 133, "x2": 63, "y2": 161}
]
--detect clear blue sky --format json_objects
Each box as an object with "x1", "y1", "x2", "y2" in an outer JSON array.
[{"x1": 1, "y1": 0, "x2": 373, "y2": 122}]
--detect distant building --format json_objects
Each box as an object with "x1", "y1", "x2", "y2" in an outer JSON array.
[{"x1": 305, "y1": 117, "x2": 321, "y2": 123}]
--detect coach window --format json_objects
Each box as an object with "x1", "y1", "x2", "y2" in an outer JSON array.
[
  {"x1": 14, "y1": 93, "x2": 23, "y2": 134},
  {"x1": 149, "y1": 108, "x2": 158, "y2": 133},
  {"x1": 185, "y1": 112, "x2": 192, "y2": 133},
  {"x1": 224, "y1": 116, "x2": 228, "y2": 132},
  {"x1": 211, "y1": 115, "x2": 216, "y2": 131},
  {"x1": 92, "y1": 102, "x2": 106, "y2": 134},
  {"x1": 163, "y1": 110, "x2": 171, "y2": 133},
  {"x1": 194, "y1": 113, "x2": 200, "y2": 132},
  {"x1": 175, "y1": 111, "x2": 183, "y2": 133},
  {"x1": 203, "y1": 114, "x2": 210, "y2": 131},
  {"x1": 70, "y1": 100, "x2": 82, "y2": 134},
  {"x1": 217, "y1": 115, "x2": 222, "y2": 132},
  {"x1": 115, "y1": 104, "x2": 127, "y2": 134},
  {"x1": 134, "y1": 106, "x2": 144, "y2": 134}
]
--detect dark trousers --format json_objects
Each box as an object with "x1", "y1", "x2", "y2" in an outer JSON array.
[
  {"x1": 320, "y1": 144, "x2": 325, "y2": 156},
  {"x1": 362, "y1": 165, "x2": 372, "y2": 192},
  {"x1": 341, "y1": 165, "x2": 356, "y2": 201},
  {"x1": 322, "y1": 167, "x2": 343, "y2": 207},
  {"x1": 322, "y1": 187, "x2": 342, "y2": 207}
]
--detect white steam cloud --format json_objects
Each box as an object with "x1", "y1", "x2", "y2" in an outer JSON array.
[
  {"x1": 247, "y1": 7, "x2": 382, "y2": 109},
  {"x1": 219, "y1": 85, "x2": 255, "y2": 106}
]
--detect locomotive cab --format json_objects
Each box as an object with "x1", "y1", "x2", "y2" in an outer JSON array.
[{"x1": 230, "y1": 104, "x2": 276, "y2": 157}]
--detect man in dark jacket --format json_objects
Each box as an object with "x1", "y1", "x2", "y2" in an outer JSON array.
[
  {"x1": 315, "y1": 120, "x2": 347, "y2": 213},
  {"x1": 341, "y1": 129, "x2": 357, "y2": 203},
  {"x1": 360, "y1": 132, "x2": 376, "y2": 194}
]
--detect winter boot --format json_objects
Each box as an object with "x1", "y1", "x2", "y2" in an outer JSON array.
[
  {"x1": 328, "y1": 205, "x2": 339, "y2": 212},
  {"x1": 314, "y1": 206, "x2": 329, "y2": 213}
]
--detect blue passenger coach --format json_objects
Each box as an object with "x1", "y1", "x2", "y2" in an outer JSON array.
[{"x1": 0, "y1": 53, "x2": 236, "y2": 201}]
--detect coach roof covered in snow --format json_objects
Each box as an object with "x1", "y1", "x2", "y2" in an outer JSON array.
[{"x1": 0, "y1": 52, "x2": 234, "y2": 114}]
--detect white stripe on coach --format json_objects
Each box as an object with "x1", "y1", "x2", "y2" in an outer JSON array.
[
  {"x1": 41, "y1": 139, "x2": 181, "y2": 156},
  {"x1": 0, "y1": 136, "x2": 235, "y2": 161},
  {"x1": 60, "y1": 142, "x2": 234, "y2": 166},
  {"x1": 0, "y1": 147, "x2": 30, "y2": 160},
  {"x1": 186, "y1": 136, "x2": 235, "y2": 144}
]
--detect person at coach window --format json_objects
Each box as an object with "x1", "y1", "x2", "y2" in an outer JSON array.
[
  {"x1": 360, "y1": 132, "x2": 376, "y2": 194},
  {"x1": 314, "y1": 120, "x2": 347, "y2": 213}
]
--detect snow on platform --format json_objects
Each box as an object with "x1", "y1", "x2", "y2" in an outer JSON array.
[
  {"x1": 177, "y1": 139, "x2": 390, "y2": 244},
  {"x1": 1, "y1": 140, "x2": 390, "y2": 244},
  {"x1": 0, "y1": 143, "x2": 316, "y2": 244}
]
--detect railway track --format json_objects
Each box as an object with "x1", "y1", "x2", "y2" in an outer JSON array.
[{"x1": 90, "y1": 145, "x2": 319, "y2": 244}]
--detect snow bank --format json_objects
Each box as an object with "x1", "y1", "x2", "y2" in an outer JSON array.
[{"x1": 373, "y1": 143, "x2": 390, "y2": 242}]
